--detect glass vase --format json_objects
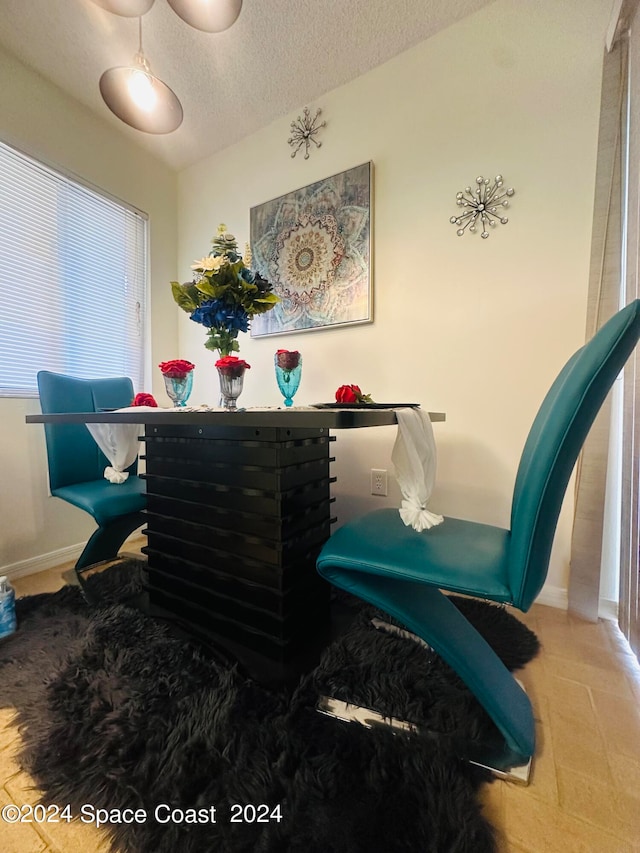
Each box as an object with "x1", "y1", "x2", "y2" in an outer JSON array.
[
  {"x1": 274, "y1": 353, "x2": 302, "y2": 407},
  {"x1": 216, "y1": 365, "x2": 246, "y2": 411},
  {"x1": 163, "y1": 371, "x2": 194, "y2": 407}
]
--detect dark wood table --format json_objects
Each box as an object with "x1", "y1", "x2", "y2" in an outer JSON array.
[{"x1": 27, "y1": 407, "x2": 445, "y2": 684}]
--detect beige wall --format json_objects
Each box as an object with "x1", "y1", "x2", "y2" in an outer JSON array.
[
  {"x1": 177, "y1": 0, "x2": 611, "y2": 603},
  {"x1": 0, "y1": 45, "x2": 178, "y2": 572},
  {"x1": 0, "y1": 0, "x2": 612, "y2": 603}
]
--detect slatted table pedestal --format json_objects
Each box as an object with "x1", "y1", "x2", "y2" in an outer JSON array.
[{"x1": 141, "y1": 421, "x2": 335, "y2": 684}]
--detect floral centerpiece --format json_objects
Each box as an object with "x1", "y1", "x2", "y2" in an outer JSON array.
[{"x1": 171, "y1": 224, "x2": 279, "y2": 357}]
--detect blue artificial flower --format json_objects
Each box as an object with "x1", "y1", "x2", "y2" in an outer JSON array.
[
  {"x1": 227, "y1": 304, "x2": 250, "y2": 332},
  {"x1": 190, "y1": 299, "x2": 249, "y2": 332},
  {"x1": 240, "y1": 267, "x2": 255, "y2": 284},
  {"x1": 190, "y1": 300, "x2": 224, "y2": 328}
]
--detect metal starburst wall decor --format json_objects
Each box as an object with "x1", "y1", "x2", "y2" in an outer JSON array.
[
  {"x1": 449, "y1": 175, "x2": 515, "y2": 238},
  {"x1": 288, "y1": 107, "x2": 326, "y2": 159}
]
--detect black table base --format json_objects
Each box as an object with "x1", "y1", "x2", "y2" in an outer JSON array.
[
  {"x1": 140, "y1": 422, "x2": 336, "y2": 685},
  {"x1": 27, "y1": 407, "x2": 445, "y2": 685}
]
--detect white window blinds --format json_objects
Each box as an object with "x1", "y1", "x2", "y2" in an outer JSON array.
[{"x1": 0, "y1": 141, "x2": 148, "y2": 397}]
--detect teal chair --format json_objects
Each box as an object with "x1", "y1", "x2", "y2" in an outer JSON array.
[
  {"x1": 317, "y1": 300, "x2": 640, "y2": 776},
  {"x1": 37, "y1": 371, "x2": 146, "y2": 583}
]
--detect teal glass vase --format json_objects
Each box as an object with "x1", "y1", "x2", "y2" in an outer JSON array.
[
  {"x1": 274, "y1": 352, "x2": 302, "y2": 407},
  {"x1": 163, "y1": 371, "x2": 194, "y2": 407}
]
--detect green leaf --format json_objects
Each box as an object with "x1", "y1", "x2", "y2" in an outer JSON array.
[
  {"x1": 171, "y1": 281, "x2": 198, "y2": 313},
  {"x1": 195, "y1": 279, "x2": 219, "y2": 299},
  {"x1": 203, "y1": 328, "x2": 240, "y2": 357}
]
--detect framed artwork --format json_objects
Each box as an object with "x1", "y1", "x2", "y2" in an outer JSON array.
[{"x1": 250, "y1": 161, "x2": 373, "y2": 338}]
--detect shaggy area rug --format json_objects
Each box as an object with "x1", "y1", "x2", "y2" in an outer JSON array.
[{"x1": 0, "y1": 560, "x2": 539, "y2": 853}]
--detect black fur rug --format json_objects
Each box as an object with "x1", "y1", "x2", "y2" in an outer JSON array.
[{"x1": 0, "y1": 561, "x2": 539, "y2": 853}]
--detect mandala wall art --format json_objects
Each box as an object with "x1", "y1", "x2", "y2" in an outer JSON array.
[{"x1": 250, "y1": 162, "x2": 373, "y2": 338}]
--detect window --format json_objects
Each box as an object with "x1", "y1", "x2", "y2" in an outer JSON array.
[{"x1": 0, "y1": 141, "x2": 147, "y2": 397}]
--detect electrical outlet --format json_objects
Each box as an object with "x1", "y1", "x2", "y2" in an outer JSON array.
[{"x1": 371, "y1": 468, "x2": 388, "y2": 496}]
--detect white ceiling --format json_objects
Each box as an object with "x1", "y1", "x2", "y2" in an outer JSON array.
[{"x1": 0, "y1": 0, "x2": 496, "y2": 170}]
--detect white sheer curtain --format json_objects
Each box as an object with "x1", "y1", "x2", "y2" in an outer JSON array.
[
  {"x1": 569, "y1": 0, "x2": 640, "y2": 659},
  {"x1": 568, "y1": 39, "x2": 627, "y2": 621},
  {"x1": 618, "y1": 2, "x2": 640, "y2": 656}
]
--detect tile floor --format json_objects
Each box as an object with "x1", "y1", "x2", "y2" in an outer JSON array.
[{"x1": 1, "y1": 557, "x2": 639, "y2": 853}]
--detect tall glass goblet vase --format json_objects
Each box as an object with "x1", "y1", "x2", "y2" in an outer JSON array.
[
  {"x1": 163, "y1": 370, "x2": 194, "y2": 407},
  {"x1": 275, "y1": 350, "x2": 302, "y2": 407},
  {"x1": 215, "y1": 356, "x2": 250, "y2": 411}
]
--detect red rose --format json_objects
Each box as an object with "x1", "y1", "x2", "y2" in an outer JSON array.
[
  {"x1": 159, "y1": 359, "x2": 195, "y2": 378},
  {"x1": 276, "y1": 349, "x2": 300, "y2": 370},
  {"x1": 132, "y1": 392, "x2": 158, "y2": 407},
  {"x1": 335, "y1": 384, "x2": 374, "y2": 404},
  {"x1": 335, "y1": 384, "x2": 360, "y2": 403},
  {"x1": 215, "y1": 355, "x2": 251, "y2": 378}
]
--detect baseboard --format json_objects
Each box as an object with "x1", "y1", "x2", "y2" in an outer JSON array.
[
  {"x1": 1, "y1": 535, "x2": 146, "y2": 582},
  {"x1": 2, "y1": 542, "x2": 85, "y2": 581},
  {"x1": 536, "y1": 584, "x2": 568, "y2": 610},
  {"x1": 536, "y1": 584, "x2": 618, "y2": 621},
  {"x1": 597, "y1": 598, "x2": 619, "y2": 621}
]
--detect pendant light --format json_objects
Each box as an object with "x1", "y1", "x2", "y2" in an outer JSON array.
[
  {"x1": 166, "y1": 0, "x2": 242, "y2": 32},
  {"x1": 90, "y1": 0, "x2": 242, "y2": 32},
  {"x1": 99, "y1": 17, "x2": 183, "y2": 134},
  {"x1": 91, "y1": 0, "x2": 156, "y2": 15}
]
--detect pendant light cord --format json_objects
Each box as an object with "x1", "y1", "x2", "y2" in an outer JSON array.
[{"x1": 134, "y1": 15, "x2": 150, "y2": 71}]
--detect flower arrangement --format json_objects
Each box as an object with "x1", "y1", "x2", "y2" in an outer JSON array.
[
  {"x1": 132, "y1": 392, "x2": 157, "y2": 407},
  {"x1": 171, "y1": 224, "x2": 279, "y2": 357},
  {"x1": 215, "y1": 355, "x2": 251, "y2": 378},
  {"x1": 159, "y1": 359, "x2": 195, "y2": 379},
  {"x1": 276, "y1": 349, "x2": 300, "y2": 370},
  {"x1": 335, "y1": 384, "x2": 374, "y2": 404}
]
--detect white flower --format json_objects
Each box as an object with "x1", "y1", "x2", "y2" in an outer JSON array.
[{"x1": 191, "y1": 255, "x2": 226, "y2": 272}]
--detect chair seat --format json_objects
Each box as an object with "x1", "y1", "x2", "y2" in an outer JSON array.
[
  {"x1": 318, "y1": 508, "x2": 513, "y2": 603},
  {"x1": 53, "y1": 476, "x2": 146, "y2": 526}
]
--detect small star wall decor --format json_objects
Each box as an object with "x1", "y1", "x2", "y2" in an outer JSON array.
[
  {"x1": 449, "y1": 175, "x2": 515, "y2": 238},
  {"x1": 287, "y1": 107, "x2": 326, "y2": 159}
]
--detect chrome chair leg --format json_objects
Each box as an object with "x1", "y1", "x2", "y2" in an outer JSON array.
[{"x1": 315, "y1": 694, "x2": 532, "y2": 785}]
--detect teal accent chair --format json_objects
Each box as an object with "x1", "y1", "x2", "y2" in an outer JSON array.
[
  {"x1": 37, "y1": 371, "x2": 146, "y2": 582},
  {"x1": 317, "y1": 300, "x2": 640, "y2": 771}
]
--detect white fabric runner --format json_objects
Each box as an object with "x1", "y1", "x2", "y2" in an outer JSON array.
[
  {"x1": 85, "y1": 405, "x2": 157, "y2": 483},
  {"x1": 391, "y1": 407, "x2": 444, "y2": 532}
]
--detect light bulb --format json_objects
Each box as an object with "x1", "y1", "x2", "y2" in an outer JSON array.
[{"x1": 127, "y1": 68, "x2": 158, "y2": 111}]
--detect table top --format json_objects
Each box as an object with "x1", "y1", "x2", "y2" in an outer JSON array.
[{"x1": 26, "y1": 406, "x2": 446, "y2": 430}]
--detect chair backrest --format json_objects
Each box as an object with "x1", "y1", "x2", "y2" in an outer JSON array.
[
  {"x1": 37, "y1": 371, "x2": 137, "y2": 490},
  {"x1": 506, "y1": 300, "x2": 640, "y2": 611}
]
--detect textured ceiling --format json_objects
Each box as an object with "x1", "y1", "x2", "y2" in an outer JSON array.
[{"x1": 0, "y1": 0, "x2": 496, "y2": 170}]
